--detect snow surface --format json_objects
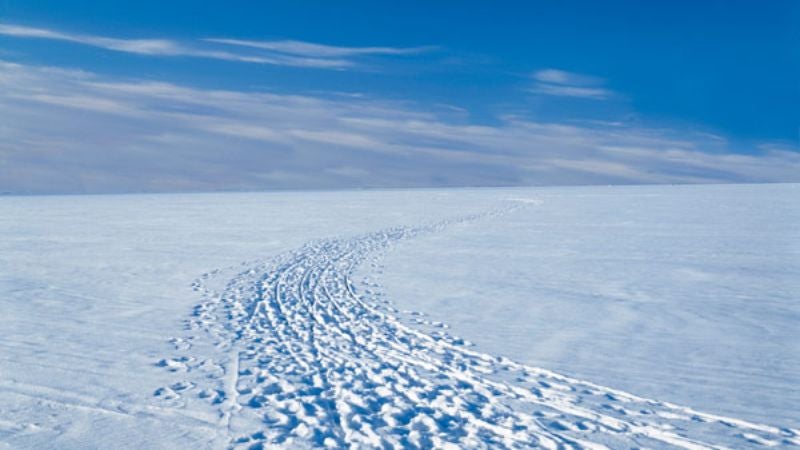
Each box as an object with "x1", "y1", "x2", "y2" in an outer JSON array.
[
  {"x1": 377, "y1": 184, "x2": 800, "y2": 430},
  {"x1": 0, "y1": 185, "x2": 797, "y2": 449}
]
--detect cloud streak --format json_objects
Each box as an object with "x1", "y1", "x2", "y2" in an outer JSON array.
[
  {"x1": 205, "y1": 38, "x2": 435, "y2": 58},
  {"x1": 530, "y1": 68, "x2": 614, "y2": 99},
  {"x1": 0, "y1": 60, "x2": 797, "y2": 194},
  {"x1": 0, "y1": 23, "x2": 428, "y2": 69}
]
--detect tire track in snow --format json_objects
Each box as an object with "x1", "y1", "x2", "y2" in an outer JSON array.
[{"x1": 160, "y1": 201, "x2": 799, "y2": 449}]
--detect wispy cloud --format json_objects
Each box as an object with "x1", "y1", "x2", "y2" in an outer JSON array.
[
  {"x1": 530, "y1": 68, "x2": 613, "y2": 99},
  {"x1": 533, "y1": 69, "x2": 603, "y2": 85},
  {"x1": 1, "y1": 60, "x2": 797, "y2": 194},
  {"x1": 206, "y1": 38, "x2": 435, "y2": 58},
  {"x1": 0, "y1": 23, "x2": 427, "y2": 69}
]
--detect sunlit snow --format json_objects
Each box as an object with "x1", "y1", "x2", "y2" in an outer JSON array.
[{"x1": 0, "y1": 184, "x2": 797, "y2": 449}]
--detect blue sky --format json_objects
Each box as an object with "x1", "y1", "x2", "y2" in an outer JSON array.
[{"x1": 0, "y1": 1, "x2": 798, "y2": 193}]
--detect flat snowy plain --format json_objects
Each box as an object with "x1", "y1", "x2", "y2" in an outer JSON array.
[{"x1": 0, "y1": 184, "x2": 797, "y2": 449}]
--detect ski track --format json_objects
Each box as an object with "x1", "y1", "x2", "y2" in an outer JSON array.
[{"x1": 156, "y1": 202, "x2": 800, "y2": 449}]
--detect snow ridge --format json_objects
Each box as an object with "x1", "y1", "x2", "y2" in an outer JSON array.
[{"x1": 159, "y1": 203, "x2": 799, "y2": 449}]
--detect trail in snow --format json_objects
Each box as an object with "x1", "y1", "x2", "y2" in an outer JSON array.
[{"x1": 157, "y1": 202, "x2": 799, "y2": 449}]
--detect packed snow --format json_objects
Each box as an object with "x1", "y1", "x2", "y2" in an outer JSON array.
[{"x1": 0, "y1": 184, "x2": 797, "y2": 449}]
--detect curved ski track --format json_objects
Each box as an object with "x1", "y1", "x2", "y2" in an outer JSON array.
[{"x1": 158, "y1": 203, "x2": 799, "y2": 449}]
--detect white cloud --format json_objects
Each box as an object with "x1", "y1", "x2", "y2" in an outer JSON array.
[
  {"x1": 205, "y1": 38, "x2": 434, "y2": 58},
  {"x1": 0, "y1": 60, "x2": 797, "y2": 194},
  {"x1": 0, "y1": 23, "x2": 427, "y2": 69},
  {"x1": 533, "y1": 69, "x2": 603, "y2": 86},
  {"x1": 529, "y1": 83, "x2": 612, "y2": 100},
  {"x1": 530, "y1": 68, "x2": 613, "y2": 99},
  {"x1": 0, "y1": 24, "x2": 185, "y2": 55}
]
